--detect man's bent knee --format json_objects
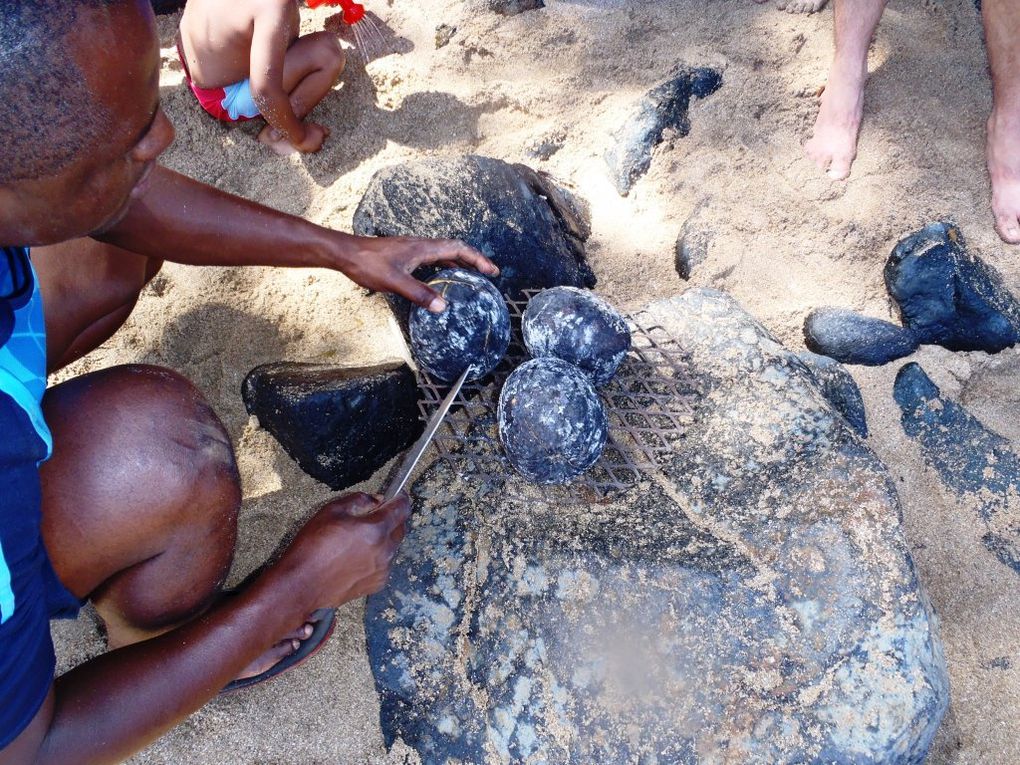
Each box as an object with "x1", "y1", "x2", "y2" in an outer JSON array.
[{"x1": 40, "y1": 364, "x2": 241, "y2": 604}]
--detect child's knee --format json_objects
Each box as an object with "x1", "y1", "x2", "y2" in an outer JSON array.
[{"x1": 312, "y1": 32, "x2": 346, "y2": 78}]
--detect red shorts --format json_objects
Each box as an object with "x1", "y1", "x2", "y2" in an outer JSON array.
[{"x1": 176, "y1": 40, "x2": 258, "y2": 123}]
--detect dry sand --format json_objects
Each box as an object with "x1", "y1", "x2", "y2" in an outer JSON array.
[{"x1": 51, "y1": 0, "x2": 1018, "y2": 762}]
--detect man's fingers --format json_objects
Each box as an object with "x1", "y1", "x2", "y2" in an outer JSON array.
[
  {"x1": 449, "y1": 241, "x2": 499, "y2": 276},
  {"x1": 411, "y1": 240, "x2": 498, "y2": 277},
  {"x1": 378, "y1": 493, "x2": 411, "y2": 533},
  {"x1": 340, "y1": 492, "x2": 381, "y2": 517},
  {"x1": 401, "y1": 276, "x2": 447, "y2": 313}
]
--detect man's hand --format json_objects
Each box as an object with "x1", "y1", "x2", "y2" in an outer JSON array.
[
  {"x1": 293, "y1": 122, "x2": 330, "y2": 154},
  {"x1": 340, "y1": 236, "x2": 500, "y2": 312},
  {"x1": 272, "y1": 492, "x2": 410, "y2": 608}
]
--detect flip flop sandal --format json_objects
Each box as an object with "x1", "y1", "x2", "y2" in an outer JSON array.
[{"x1": 220, "y1": 606, "x2": 337, "y2": 694}]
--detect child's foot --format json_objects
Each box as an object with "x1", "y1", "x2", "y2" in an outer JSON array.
[
  {"x1": 805, "y1": 66, "x2": 866, "y2": 180},
  {"x1": 754, "y1": 0, "x2": 829, "y2": 12},
  {"x1": 987, "y1": 105, "x2": 1020, "y2": 244},
  {"x1": 258, "y1": 125, "x2": 297, "y2": 156}
]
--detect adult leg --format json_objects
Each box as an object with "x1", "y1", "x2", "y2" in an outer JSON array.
[
  {"x1": 35, "y1": 241, "x2": 316, "y2": 676},
  {"x1": 804, "y1": 0, "x2": 887, "y2": 179},
  {"x1": 984, "y1": 0, "x2": 1020, "y2": 244},
  {"x1": 258, "y1": 32, "x2": 347, "y2": 153}
]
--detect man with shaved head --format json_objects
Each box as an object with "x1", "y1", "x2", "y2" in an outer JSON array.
[{"x1": 0, "y1": 1, "x2": 497, "y2": 761}]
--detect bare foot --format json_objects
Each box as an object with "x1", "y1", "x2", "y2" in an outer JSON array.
[
  {"x1": 257, "y1": 125, "x2": 297, "y2": 156},
  {"x1": 988, "y1": 107, "x2": 1020, "y2": 244},
  {"x1": 753, "y1": 0, "x2": 829, "y2": 11},
  {"x1": 233, "y1": 619, "x2": 316, "y2": 681},
  {"x1": 805, "y1": 66, "x2": 865, "y2": 180}
]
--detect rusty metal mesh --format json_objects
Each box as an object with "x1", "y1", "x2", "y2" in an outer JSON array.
[{"x1": 414, "y1": 290, "x2": 701, "y2": 503}]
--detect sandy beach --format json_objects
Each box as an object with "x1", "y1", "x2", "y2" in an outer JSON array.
[{"x1": 51, "y1": 0, "x2": 1019, "y2": 761}]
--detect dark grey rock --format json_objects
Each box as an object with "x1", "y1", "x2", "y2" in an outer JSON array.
[
  {"x1": 353, "y1": 156, "x2": 595, "y2": 312},
  {"x1": 409, "y1": 268, "x2": 511, "y2": 383},
  {"x1": 489, "y1": 0, "x2": 544, "y2": 15},
  {"x1": 242, "y1": 361, "x2": 422, "y2": 491},
  {"x1": 435, "y1": 23, "x2": 457, "y2": 48},
  {"x1": 498, "y1": 357, "x2": 608, "y2": 484},
  {"x1": 366, "y1": 288, "x2": 948, "y2": 764},
  {"x1": 894, "y1": 362, "x2": 1020, "y2": 575},
  {"x1": 522, "y1": 287, "x2": 631, "y2": 386},
  {"x1": 885, "y1": 221, "x2": 1020, "y2": 353},
  {"x1": 674, "y1": 224, "x2": 710, "y2": 280},
  {"x1": 796, "y1": 351, "x2": 868, "y2": 438},
  {"x1": 804, "y1": 307, "x2": 919, "y2": 366},
  {"x1": 605, "y1": 66, "x2": 723, "y2": 195},
  {"x1": 526, "y1": 129, "x2": 566, "y2": 161}
]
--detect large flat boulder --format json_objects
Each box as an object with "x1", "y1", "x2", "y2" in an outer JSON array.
[{"x1": 365, "y1": 288, "x2": 949, "y2": 764}]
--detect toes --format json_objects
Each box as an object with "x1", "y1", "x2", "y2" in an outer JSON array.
[
  {"x1": 995, "y1": 213, "x2": 1020, "y2": 244},
  {"x1": 827, "y1": 156, "x2": 853, "y2": 180}
]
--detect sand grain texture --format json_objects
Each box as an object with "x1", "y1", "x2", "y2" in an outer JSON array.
[{"x1": 51, "y1": 1, "x2": 1018, "y2": 762}]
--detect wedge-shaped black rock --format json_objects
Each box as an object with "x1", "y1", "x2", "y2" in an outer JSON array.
[
  {"x1": 410, "y1": 269, "x2": 511, "y2": 383},
  {"x1": 498, "y1": 357, "x2": 608, "y2": 484},
  {"x1": 242, "y1": 362, "x2": 423, "y2": 491},
  {"x1": 353, "y1": 156, "x2": 594, "y2": 311},
  {"x1": 804, "y1": 308, "x2": 919, "y2": 366},
  {"x1": 885, "y1": 221, "x2": 1020, "y2": 352},
  {"x1": 606, "y1": 66, "x2": 722, "y2": 195}
]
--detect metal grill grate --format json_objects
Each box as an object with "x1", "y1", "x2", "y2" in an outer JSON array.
[{"x1": 414, "y1": 290, "x2": 701, "y2": 503}]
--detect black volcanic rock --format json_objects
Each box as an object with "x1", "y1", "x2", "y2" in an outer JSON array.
[
  {"x1": 606, "y1": 66, "x2": 723, "y2": 195},
  {"x1": 242, "y1": 361, "x2": 422, "y2": 491}
]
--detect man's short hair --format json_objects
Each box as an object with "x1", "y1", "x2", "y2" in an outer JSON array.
[{"x1": 0, "y1": 1, "x2": 121, "y2": 184}]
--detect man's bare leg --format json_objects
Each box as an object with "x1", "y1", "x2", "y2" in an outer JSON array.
[
  {"x1": 805, "y1": 0, "x2": 887, "y2": 179},
  {"x1": 754, "y1": 0, "x2": 829, "y2": 14},
  {"x1": 34, "y1": 240, "x2": 319, "y2": 679},
  {"x1": 984, "y1": 0, "x2": 1020, "y2": 244},
  {"x1": 258, "y1": 32, "x2": 347, "y2": 155}
]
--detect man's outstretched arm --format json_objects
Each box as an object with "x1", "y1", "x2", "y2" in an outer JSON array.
[
  {"x1": 96, "y1": 165, "x2": 499, "y2": 311},
  {"x1": 0, "y1": 493, "x2": 409, "y2": 765}
]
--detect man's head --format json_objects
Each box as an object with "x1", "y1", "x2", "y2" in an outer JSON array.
[{"x1": 0, "y1": 0, "x2": 174, "y2": 246}]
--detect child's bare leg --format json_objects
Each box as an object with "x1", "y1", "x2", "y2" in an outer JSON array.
[{"x1": 258, "y1": 32, "x2": 346, "y2": 154}]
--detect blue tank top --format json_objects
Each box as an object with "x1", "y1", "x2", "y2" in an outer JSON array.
[{"x1": 0, "y1": 246, "x2": 58, "y2": 747}]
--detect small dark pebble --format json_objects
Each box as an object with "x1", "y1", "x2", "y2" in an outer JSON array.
[
  {"x1": 435, "y1": 23, "x2": 456, "y2": 48},
  {"x1": 489, "y1": 0, "x2": 544, "y2": 15},
  {"x1": 804, "y1": 308, "x2": 919, "y2": 366}
]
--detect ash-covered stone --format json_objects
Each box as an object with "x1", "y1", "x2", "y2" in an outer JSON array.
[
  {"x1": 522, "y1": 287, "x2": 630, "y2": 386},
  {"x1": 242, "y1": 361, "x2": 421, "y2": 491},
  {"x1": 409, "y1": 268, "x2": 510, "y2": 383},
  {"x1": 796, "y1": 351, "x2": 868, "y2": 438},
  {"x1": 366, "y1": 288, "x2": 948, "y2": 764},
  {"x1": 498, "y1": 357, "x2": 608, "y2": 484}
]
